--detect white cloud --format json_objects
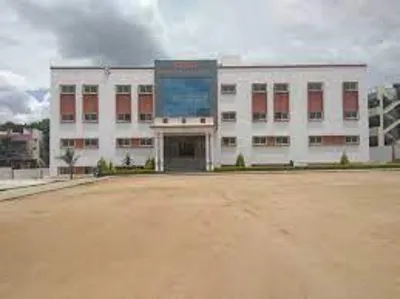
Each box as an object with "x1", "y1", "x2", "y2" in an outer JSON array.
[{"x1": 1, "y1": 0, "x2": 400, "y2": 122}]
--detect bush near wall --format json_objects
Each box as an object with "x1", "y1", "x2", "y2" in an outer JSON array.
[
  {"x1": 214, "y1": 163, "x2": 400, "y2": 172},
  {"x1": 98, "y1": 168, "x2": 156, "y2": 177}
]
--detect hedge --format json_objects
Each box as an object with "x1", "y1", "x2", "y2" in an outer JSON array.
[
  {"x1": 214, "y1": 163, "x2": 400, "y2": 172},
  {"x1": 98, "y1": 168, "x2": 156, "y2": 177}
]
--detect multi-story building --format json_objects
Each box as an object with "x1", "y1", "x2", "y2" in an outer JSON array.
[
  {"x1": 368, "y1": 84, "x2": 400, "y2": 147},
  {"x1": 0, "y1": 128, "x2": 44, "y2": 168},
  {"x1": 49, "y1": 58, "x2": 369, "y2": 175}
]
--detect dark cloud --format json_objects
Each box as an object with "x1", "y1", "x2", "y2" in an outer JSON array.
[{"x1": 8, "y1": 0, "x2": 167, "y2": 66}]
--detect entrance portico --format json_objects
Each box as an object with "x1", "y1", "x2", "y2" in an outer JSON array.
[{"x1": 151, "y1": 117, "x2": 216, "y2": 172}]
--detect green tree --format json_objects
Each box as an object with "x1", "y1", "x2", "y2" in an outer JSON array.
[
  {"x1": 340, "y1": 151, "x2": 350, "y2": 165},
  {"x1": 235, "y1": 153, "x2": 245, "y2": 168},
  {"x1": 144, "y1": 157, "x2": 155, "y2": 170},
  {"x1": 28, "y1": 118, "x2": 49, "y2": 165},
  {"x1": 123, "y1": 153, "x2": 132, "y2": 167},
  {"x1": 57, "y1": 148, "x2": 80, "y2": 180}
]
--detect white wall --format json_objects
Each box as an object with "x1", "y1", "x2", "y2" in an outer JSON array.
[
  {"x1": 51, "y1": 65, "x2": 369, "y2": 175},
  {"x1": 0, "y1": 168, "x2": 49, "y2": 180},
  {"x1": 370, "y1": 146, "x2": 400, "y2": 162},
  {"x1": 217, "y1": 66, "x2": 369, "y2": 165},
  {"x1": 50, "y1": 68, "x2": 155, "y2": 176}
]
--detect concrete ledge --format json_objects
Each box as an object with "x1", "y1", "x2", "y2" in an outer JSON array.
[{"x1": 0, "y1": 177, "x2": 109, "y2": 202}]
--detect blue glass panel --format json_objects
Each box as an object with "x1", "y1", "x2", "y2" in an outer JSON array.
[{"x1": 159, "y1": 77, "x2": 212, "y2": 117}]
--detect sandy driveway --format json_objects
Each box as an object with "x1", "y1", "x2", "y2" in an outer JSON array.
[{"x1": 1, "y1": 172, "x2": 400, "y2": 299}]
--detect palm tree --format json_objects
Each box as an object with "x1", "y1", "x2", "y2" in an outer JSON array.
[{"x1": 57, "y1": 148, "x2": 80, "y2": 179}]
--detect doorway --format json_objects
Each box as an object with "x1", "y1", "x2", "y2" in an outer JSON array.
[{"x1": 163, "y1": 135, "x2": 206, "y2": 171}]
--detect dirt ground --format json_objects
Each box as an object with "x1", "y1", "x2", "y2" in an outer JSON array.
[{"x1": 1, "y1": 171, "x2": 400, "y2": 299}]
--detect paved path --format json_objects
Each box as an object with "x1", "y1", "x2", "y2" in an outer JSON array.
[{"x1": 0, "y1": 177, "x2": 107, "y2": 202}]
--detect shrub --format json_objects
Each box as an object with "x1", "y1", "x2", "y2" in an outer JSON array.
[
  {"x1": 97, "y1": 157, "x2": 109, "y2": 174},
  {"x1": 108, "y1": 161, "x2": 116, "y2": 173},
  {"x1": 340, "y1": 152, "x2": 350, "y2": 165},
  {"x1": 145, "y1": 157, "x2": 155, "y2": 170},
  {"x1": 289, "y1": 160, "x2": 294, "y2": 167},
  {"x1": 123, "y1": 153, "x2": 133, "y2": 167},
  {"x1": 235, "y1": 153, "x2": 245, "y2": 167}
]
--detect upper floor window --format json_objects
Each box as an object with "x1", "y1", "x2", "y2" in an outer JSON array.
[
  {"x1": 343, "y1": 111, "x2": 358, "y2": 120},
  {"x1": 221, "y1": 111, "x2": 236, "y2": 122},
  {"x1": 343, "y1": 82, "x2": 358, "y2": 91},
  {"x1": 252, "y1": 83, "x2": 267, "y2": 93},
  {"x1": 83, "y1": 85, "x2": 98, "y2": 94},
  {"x1": 308, "y1": 82, "x2": 323, "y2": 91},
  {"x1": 274, "y1": 112, "x2": 289, "y2": 121},
  {"x1": 116, "y1": 85, "x2": 131, "y2": 94},
  {"x1": 60, "y1": 85, "x2": 76, "y2": 94},
  {"x1": 274, "y1": 83, "x2": 289, "y2": 93},
  {"x1": 221, "y1": 84, "x2": 236, "y2": 95},
  {"x1": 138, "y1": 85, "x2": 153, "y2": 94},
  {"x1": 84, "y1": 113, "x2": 98, "y2": 122}
]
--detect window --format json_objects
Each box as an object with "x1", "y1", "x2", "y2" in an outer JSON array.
[
  {"x1": 276, "y1": 136, "x2": 290, "y2": 146},
  {"x1": 117, "y1": 113, "x2": 131, "y2": 123},
  {"x1": 369, "y1": 136, "x2": 378, "y2": 147},
  {"x1": 309, "y1": 136, "x2": 322, "y2": 146},
  {"x1": 60, "y1": 85, "x2": 76, "y2": 94},
  {"x1": 309, "y1": 112, "x2": 323, "y2": 120},
  {"x1": 139, "y1": 113, "x2": 153, "y2": 122},
  {"x1": 60, "y1": 139, "x2": 75, "y2": 148},
  {"x1": 58, "y1": 167, "x2": 70, "y2": 175},
  {"x1": 252, "y1": 83, "x2": 267, "y2": 93},
  {"x1": 84, "y1": 139, "x2": 98, "y2": 148},
  {"x1": 274, "y1": 83, "x2": 289, "y2": 93},
  {"x1": 221, "y1": 84, "x2": 236, "y2": 95},
  {"x1": 116, "y1": 85, "x2": 131, "y2": 94},
  {"x1": 308, "y1": 82, "x2": 323, "y2": 91},
  {"x1": 345, "y1": 136, "x2": 359, "y2": 145},
  {"x1": 252, "y1": 136, "x2": 267, "y2": 146},
  {"x1": 117, "y1": 138, "x2": 131, "y2": 148},
  {"x1": 84, "y1": 113, "x2": 98, "y2": 122},
  {"x1": 221, "y1": 137, "x2": 236, "y2": 147},
  {"x1": 84, "y1": 167, "x2": 94, "y2": 175},
  {"x1": 344, "y1": 111, "x2": 358, "y2": 120},
  {"x1": 138, "y1": 85, "x2": 153, "y2": 94},
  {"x1": 253, "y1": 112, "x2": 267, "y2": 122},
  {"x1": 61, "y1": 114, "x2": 75, "y2": 122},
  {"x1": 83, "y1": 85, "x2": 98, "y2": 94},
  {"x1": 221, "y1": 111, "x2": 236, "y2": 122},
  {"x1": 139, "y1": 138, "x2": 153, "y2": 147},
  {"x1": 274, "y1": 112, "x2": 289, "y2": 121},
  {"x1": 343, "y1": 82, "x2": 358, "y2": 91}
]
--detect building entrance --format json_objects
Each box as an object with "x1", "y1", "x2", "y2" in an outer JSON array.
[{"x1": 164, "y1": 135, "x2": 206, "y2": 171}]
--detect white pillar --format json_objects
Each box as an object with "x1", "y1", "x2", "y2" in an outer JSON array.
[
  {"x1": 154, "y1": 132, "x2": 160, "y2": 172},
  {"x1": 160, "y1": 133, "x2": 164, "y2": 172},
  {"x1": 205, "y1": 133, "x2": 210, "y2": 171},
  {"x1": 209, "y1": 132, "x2": 214, "y2": 171}
]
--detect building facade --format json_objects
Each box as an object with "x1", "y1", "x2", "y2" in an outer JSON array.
[
  {"x1": 368, "y1": 84, "x2": 400, "y2": 147},
  {"x1": 49, "y1": 59, "x2": 369, "y2": 176},
  {"x1": 0, "y1": 128, "x2": 44, "y2": 168}
]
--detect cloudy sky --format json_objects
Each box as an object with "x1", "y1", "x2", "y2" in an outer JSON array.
[{"x1": 1, "y1": 0, "x2": 400, "y2": 123}]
